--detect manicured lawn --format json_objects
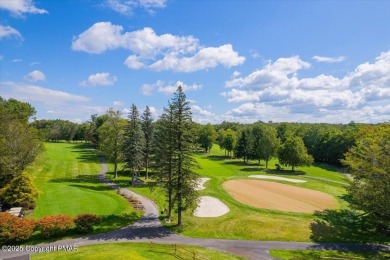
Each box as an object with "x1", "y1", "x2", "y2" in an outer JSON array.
[
  {"x1": 29, "y1": 142, "x2": 141, "y2": 234},
  {"x1": 31, "y1": 242, "x2": 244, "y2": 260},
  {"x1": 270, "y1": 249, "x2": 390, "y2": 259},
  {"x1": 105, "y1": 144, "x2": 389, "y2": 243}
]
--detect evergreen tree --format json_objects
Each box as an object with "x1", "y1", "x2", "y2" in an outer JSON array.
[
  {"x1": 123, "y1": 104, "x2": 145, "y2": 186},
  {"x1": 141, "y1": 106, "x2": 154, "y2": 179},
  {"x1": 152, "y1": 106, "x2": 176, "y2": 220},
  {"x1": 235, "y1": 129, "x2": 252, "y2": 162},
  {"x1": 171, "y1": 86, "x2": 198, "y2": 226}
]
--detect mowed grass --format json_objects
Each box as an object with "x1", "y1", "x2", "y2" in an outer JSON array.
[
  {"x1": 270, "y1": 249, "x2": 390, "y2": 259},
  {"x1": 31, "y1": 242, "x2": 244, "y2": 260},
  {"x1": 29, "y1": 142, "x2": 140, "y2": 232}
]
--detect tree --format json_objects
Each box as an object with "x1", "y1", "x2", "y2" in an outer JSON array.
[
  {"x1": 224, "y1": 129, "x2": 237, "y2": 157},
  {"x1": 216, "y1": 129, "x2": 227, "y2": 154},
  {"x1": 170, "y1": 86, "x2": 198, "y2": 226},
  {"x1": 258, "y1": 125, "x2": 280, "y2": 169},
  {"x1": 277, "y1": 136, "x2": 313, "y2": 171},
  {"x1": 152, "y1": 107, "x2": 176, "y2": 220},
  {"x1": 141, "y1": 106, "x2": 154, "y2": 179},
  {"x1": 123, "y1": 104, "x2": 145, "y2": 185},
  {"x1": 0, "y1": 98, "x2": 43, "y2": 184},
  {"x1": 342, "y1": 124, "x2": 390, "y2": 232},
  {"x1": 197, "y1": 123, "x2": 217, "y2": 153},
  {"x1": 235, "y1": 129, "x2": 252, "y2": 162},
  {"x1": 97, "y1": 109, "x2": 126, "y2": 178}
]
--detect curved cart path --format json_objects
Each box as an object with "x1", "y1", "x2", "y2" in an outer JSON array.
[{"x1": 2, "y1": 158, "x2": 388, "y2": 260}]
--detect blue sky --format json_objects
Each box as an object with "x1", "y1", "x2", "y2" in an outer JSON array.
[{"x1": 1, "y1": 0, "x2": 390, "y2": 124}]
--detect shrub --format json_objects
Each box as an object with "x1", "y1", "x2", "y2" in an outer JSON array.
[
  {"x1": 3, "y1": 172, "x2": 39, "y2": 209},
  {"x1": 37, "y1": 214, "x2": 74, "y2": 238},
  {"x1": 0, "y1": 213, "x2": 36, "y2": 243},
  {"x1": 74, "y1": 213, "x2": 102, "y2": 233}
]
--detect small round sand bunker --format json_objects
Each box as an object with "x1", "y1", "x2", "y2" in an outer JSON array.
[
  {"x1": 249, "y1": 175, "x2": 306, "y2": 183},
  {"x1": 223, "y1": 180, "x2": 337, "y2": 213},
  {"x1": 194, "y1": 196, "x2": 230, "y2": 217},
  {"x1": 194, "y1": 178, "x2": 211, "y2": 190}
]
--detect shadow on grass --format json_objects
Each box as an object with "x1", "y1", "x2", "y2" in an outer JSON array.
[
  {"x1": 240, "y1": 167, "x2": 266, "y2": 172},
  {"x1": 205, "y1": 155, "x2": 226, "y2": 161},
  {"x1": 265, "y1": 169, "x2": 305, "y2": 176},
  {"x1": 50, "y1": 174, "x2": 102, "y2": 184},
  {"x1": 310, "y1": 209, "x2": 390, "y2": 243}
]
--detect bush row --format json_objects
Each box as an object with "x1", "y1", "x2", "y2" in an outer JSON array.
[{"x1": 0, "y1": 213, "x2": 102, "y2": 243}]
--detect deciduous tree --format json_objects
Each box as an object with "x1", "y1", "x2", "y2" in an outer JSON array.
[{"x1": 278, "y1": 136, "x2": 313, "y2": 171}]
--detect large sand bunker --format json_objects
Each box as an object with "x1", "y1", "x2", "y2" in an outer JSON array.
[
  {"x1": 194, "y1": 196, "x2": 230, "y2": 217},
  {"x1": 249, "y1": 175, "x2": 306, "y2": 183},
  {"x1": 223, "y1": 180, "x2": 337, "y2": 213}
]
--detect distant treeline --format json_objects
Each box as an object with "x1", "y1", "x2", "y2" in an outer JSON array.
[{"x1": 33, "y1": 117, "x2": 365, "y2": 167}]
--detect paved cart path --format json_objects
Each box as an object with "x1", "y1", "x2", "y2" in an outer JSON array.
[{"x1": 1, "y1": 158, "x2": 388, "y2": 260}]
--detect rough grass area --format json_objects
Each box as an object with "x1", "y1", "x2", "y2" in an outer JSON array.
[
  {"x1": 29, "y1": 142, "x2": 141, "y2": 235},
  {"x1": 270, "y1": 249, "x2": 390, "y2": 259},
  {"x1": 31, "y1": 242, "x2": 244, "y2": 260}
]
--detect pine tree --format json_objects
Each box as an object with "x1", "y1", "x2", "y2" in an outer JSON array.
[
  {"x1": 152, "y1": 106, "x2": 176, "y2": 220},
  {"x1": 141, "y1": 106, "x2": 154, "y2": 179},
  {"x1": 123, "y1": 104, "x2": 145, "y2": 186},
  {"x1": 170, "y1": 86, "x2": 198, "y2": 226}
]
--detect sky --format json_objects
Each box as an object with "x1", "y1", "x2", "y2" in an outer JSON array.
[{"x1": 1, "y1": 0, "x2": 390, "y2": 124}]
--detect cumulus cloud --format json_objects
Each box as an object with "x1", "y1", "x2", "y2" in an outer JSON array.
[
  {"x1": 80, "y1": 72, "x2": 117, "y2": 86},
  {"x1": 105, "y1": 0, "x2": 166, "y2": 15},
  {"x1": 72, "y1": 22, "x2": 245, "y2": 72},
  {"x1": 0, "y1": 25, "x2": 23, "y2": 40},
  {"x1": 0, "y1": 0, "x2": 48, "y2": 16},
  {"x1": 140, "y1": 80, "x2": 202, "y2": 95},
  {"x1": 222, "y1": 51, "x2": 390, "y2": 123},
  {"x1": 312, "y1": 55, "x2": 345, "y2": 63},
  {"x1": 25, "y1": 70, "x2": 45, "y2": 82}
]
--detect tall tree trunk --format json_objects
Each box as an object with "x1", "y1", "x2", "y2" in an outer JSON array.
[
  {"x1": 145, "y1": 156, "x2": 149, "y2": 179},
  {"x1": 114, "y1": 162, "x2": 118, "y2": 178}
]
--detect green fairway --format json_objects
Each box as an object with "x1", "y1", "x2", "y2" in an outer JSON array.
[
  {"x1": 29, "y1": 142, "x2": 140, "y2": 233},
  {"x1": 31, "y1": 242, "x2": 243, "y2": 260},
  {"x1": 269, "y1": 249, "x2": 390, "y2": 259}
]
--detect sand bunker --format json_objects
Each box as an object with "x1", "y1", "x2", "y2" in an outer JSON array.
[
  {"x1": 194, "y1": 196, "x2": 230, "y2": 217},
  {"x1": 223, "y1": 180, "x2": 337, "y2": 213},
  {"x1": 194, "y1": 178, "x2": 211, "y2": 191},
  {"x1": 249, "y1": 175, "x2": 306, "y2": 183}
]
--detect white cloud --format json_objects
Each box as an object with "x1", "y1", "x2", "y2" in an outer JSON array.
[
  {"x1": 141, "y1": 80, "x2": 202, "y2": 95},
  {"x1": 123, "y1": 55, "x2": 144, "y2": 69},
  {"x1": 0, "y1": 25, "x2": 23, "y2": 40},
  {"x1": 113, "y1": 101, "x2": 124, "y2": 106},
  {"x1": 222, "y1": 51, "x2": 390, "y2": 123},
  {"x1": 105, "y1": 0, "x2": 166, "y2": 15},
  {"x1": 0, "y1": 81, "x2": 90, "y2": 105},
  {"x1": 30, "y1": 61, "x2": 40, "y2": 65},
  {"x1": 24, "y1": 70, "x2": 45, "y2": 82},
  {"x1": 191, "y1": 105, "x2": 214, "y2": 117},
  {"x1": 149, "y1": 44, "x2": 245, "y2": 72},
  {"x1": 250, "y1": 49, "x2": 261, "y2": 59},
  {"x1": 80, "y1": 72, "x2": 117, "y2": 86},
  {"x1": 312, "y1": 55, "x2": 345, "y2": 63},
  {"x1": 72, "y1": 22, "x2": 244, "y2": 72},
  {"x1": 0, "y1": 0, "x2": 48, "y2": 16}
]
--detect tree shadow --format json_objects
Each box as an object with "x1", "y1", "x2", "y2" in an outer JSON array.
[
  {"x1": 205, "y1": 155, "x2": 226, "y2": 161},
  {"x1": 50, "y1": 175, "x2": 107, "y2": 188},
  {"x1": 265, "y1": 169, "x2": 305, "y2": 176},
  {"x1": 240, "y1": 167, "x2": 265, "y2": 172},
  {"x1": 310, "y1": 209, "x2": 389, "y2": 243}
]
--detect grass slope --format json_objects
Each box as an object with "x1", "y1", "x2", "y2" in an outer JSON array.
[
  {"x1": 29, "y1": 142, "x2": 140, "y2": 233},
  {"x1": 32, "y1": 242, "x2": 244, "y2": 260},
  {"x1": 270, "y1": 249, "x2": 390, "y2": 259}
]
